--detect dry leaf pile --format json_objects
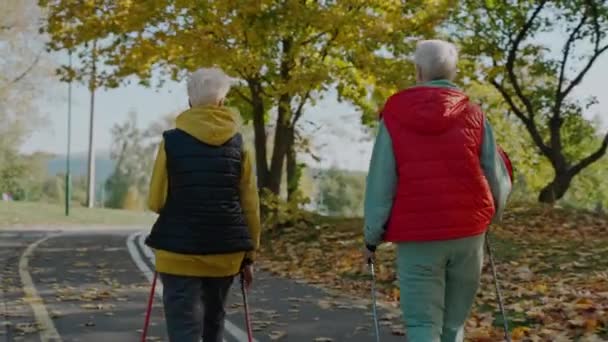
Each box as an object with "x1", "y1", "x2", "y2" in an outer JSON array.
[{"x1": 259, "y1": 206, "x2": 608, "y2": 341}]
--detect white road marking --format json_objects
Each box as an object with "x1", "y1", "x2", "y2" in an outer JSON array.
[
  {"x1": 127, "y1": 232, "x2": 256, "y2": 342},
  {"x1": 126, "y1": 233, "x2": 156, "y2": 283},
  {"x1": 18, "y1": 234, "x2": 63, "y2": 342},
  {"x1": 137, "y1": 233, "x2": 154, "y2": 260}
]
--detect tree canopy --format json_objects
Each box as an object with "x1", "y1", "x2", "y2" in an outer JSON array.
[
  {"x1": 38, "y1": 0, "x2": 608, "y2": 206},
  {"x1": 1, "y1": 0, "x2": 51, "y2": 197},
  {"x1": 453, "y1": 0, "x2": 608, "y2": 203},
  {"x1": 39, "y1": 0, "x2": 453, "y2": 197}
]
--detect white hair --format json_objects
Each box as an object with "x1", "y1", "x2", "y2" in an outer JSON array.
[
  {"x1": 187, "y1": 67, "x2": 232, "y2": 107},
  {"x1": 414, "y1": 40, "x2": 458, "y2": 82}
]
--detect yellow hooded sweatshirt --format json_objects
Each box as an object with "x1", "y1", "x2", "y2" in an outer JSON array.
[{"x1": 147, "y1": 105, "x2": 261, "y2": 277}]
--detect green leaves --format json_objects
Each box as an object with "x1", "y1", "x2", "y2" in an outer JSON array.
[
  {"x1": 104, "y1": 110, "x2": 159, "y2": 209},
  {"x1": 316, "y1": 168, "x2": 366, "y2": 217},
  {"x1": 452, "y1": 0, "x2": 608, "y2": 203}
]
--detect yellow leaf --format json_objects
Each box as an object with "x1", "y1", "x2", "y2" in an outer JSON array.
[
  {"x1": 532, "y1": 284, "x2": 548, "y2": 294},
  {"x1": 511, "y1": 326, "x2": 530, "y2": 340},
  {"x1": 574, "y1": 298, "x2": 594, "y2": 310},
  {"x1": 584, "y1": 318, "x2": 598, "y2": 332}
]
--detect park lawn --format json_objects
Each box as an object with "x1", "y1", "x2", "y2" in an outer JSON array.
[
  {"x1": 259, "y1": 205, "x2": 608, "y2": 341},
  {"x1": 0, "y1": 201, "x2": 156, "y2": 228}
]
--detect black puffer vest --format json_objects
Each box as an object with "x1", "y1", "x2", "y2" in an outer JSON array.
[{"x1": 145, "y1": 129, "x2": 253, "y2": 255}]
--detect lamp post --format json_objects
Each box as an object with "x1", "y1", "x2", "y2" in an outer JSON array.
[
  {"x1": 86, "y1": 41, "x2": 97, "y2": 208},
  {"x1": 65, "y1": 50, "x2": 72, "y2": 216}
]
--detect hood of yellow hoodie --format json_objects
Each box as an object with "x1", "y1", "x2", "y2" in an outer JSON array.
[{"x1": 175, "y1": 106, "x2": 241, "y2": 146}]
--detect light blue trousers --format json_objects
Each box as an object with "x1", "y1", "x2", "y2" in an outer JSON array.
[{"x1": 397, "y1": 233, "x2": 485, "y2": 342}]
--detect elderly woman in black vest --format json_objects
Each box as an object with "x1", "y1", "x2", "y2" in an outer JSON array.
[{"x1": 145, "y1": 67, "x2": 261, "y2": 342}]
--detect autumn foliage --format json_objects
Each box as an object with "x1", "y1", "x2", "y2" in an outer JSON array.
[{"x1": 259, "y1": 206, "x2": 608, "y2": 341}]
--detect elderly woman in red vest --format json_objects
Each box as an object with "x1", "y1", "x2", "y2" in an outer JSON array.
[{"x1": 363, "y1": 40, "x2": 512, "y2": 341}]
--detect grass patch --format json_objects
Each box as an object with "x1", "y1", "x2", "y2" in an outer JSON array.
[{"x1": 0, "y1": 201, "x2": 156, "y2": 228}]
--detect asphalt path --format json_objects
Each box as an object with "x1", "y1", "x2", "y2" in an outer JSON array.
[{"x1": 0, "y1": 228, "x2": 405, "y2": 342}]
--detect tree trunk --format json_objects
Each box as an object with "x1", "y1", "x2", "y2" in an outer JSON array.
[
  {"x1": 250, "y1": 88, "x2": 269, "y2": 190},
  {"x1": 266, "y1": 95, "x2": 291, "y2": 195},
  {"x1": 247, "y1": 79, "x2": 268, "y2": 189},
  {"x1": 266, "y1": 38, "x2": 294, "y2": 196},
  {"x1": 286, "y1": 126, "x2": 298, "y2": 201},
  {"x1": 538, "y1": 173, "x2": 573, "y2": 204},
  {"x1": 261, "y1": 37, "x2": 297, "y2": 196}
]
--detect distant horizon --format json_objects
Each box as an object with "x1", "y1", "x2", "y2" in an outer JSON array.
[{"x1": 45, "y1": 148, "x2": 370, "y2": 179}]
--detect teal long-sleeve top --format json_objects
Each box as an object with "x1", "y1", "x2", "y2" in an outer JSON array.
[{"x1": 363, "y1": 82, "x2": 512, "y2": 248}]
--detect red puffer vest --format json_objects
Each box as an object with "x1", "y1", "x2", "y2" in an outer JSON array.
[{"x1": 381, "y1": 86, "x2": 495, "y2": 242}]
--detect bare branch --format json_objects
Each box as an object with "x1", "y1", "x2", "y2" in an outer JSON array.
[
  {"x1": 559, "y1": 3, "x2": 608, "y2": 102},
  {"x1": 300, "y1": 31, "x2": 330, "y2": 46},
  {"x1": 9, "y1": 51, "x2": 42, "y2": 84},
  {"x1": 555, "y1": 12, "x2": 588, "y2": 116},
  {"x1": 559, "y1": 42, "x2": 608, "y2": 98},
  {"x1": 290, "y1": 29, "x2": 339, "y2": 125},
  {"x1": 548, "y1": 10, "x2": 589, "y2": 160},
  {"x1": 489, "y1": 79, "x2": 527, "y2": 122},
  {"x1": 490, "y1": 78, "x2": 551, "y2": 155},
  {"x1": 569, "y1": 131, "x2": 608, "y2": 177},
  {"x1": 292, "y1": 90, "x2": 311, "y2": 124},
  {"x1": 505, "y1": 0, "x2": 548, "y2": 118}
]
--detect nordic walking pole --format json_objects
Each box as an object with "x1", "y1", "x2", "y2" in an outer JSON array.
[
  {"x1": 485, "y1": 233, "x2": 511, "y2": 342},
  {"x1": 240, "y1": 271, "x2": 254, "y2": 342},
  {"x1": 368, "y1": 258, "x2": 381, "y2": 342},
  {"x1": 141, "y1": 271, "x2": 158, "y2": 342}
]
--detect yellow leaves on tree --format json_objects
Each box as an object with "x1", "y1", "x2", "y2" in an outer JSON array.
[{"x1": 39, "y1": 0, "x2": 454, "y2": 198}]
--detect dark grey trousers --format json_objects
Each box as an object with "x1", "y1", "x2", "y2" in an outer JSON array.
[{"x1": 159, "y1": 273, "x2": 234, "y2": 342}]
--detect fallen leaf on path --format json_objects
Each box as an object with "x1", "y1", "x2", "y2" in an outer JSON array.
[
  {"x1": 73, "y1": 262, "x2": 92, "y2": 267},
  {"x1": 268, "y1": 330, "x2": 287, "y2": 340},
  {"x1": 14, "y1": 322, "x2": 40, "y2": 334},
  {"x1": 391, "y1": 324, "x2": 406, "y2": 336}
]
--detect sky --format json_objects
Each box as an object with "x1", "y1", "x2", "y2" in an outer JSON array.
[
  {"x1": 22, "y1": 46, "x2": 608, "y2": 172},
  {"x1": 21, "y1": 56, "x2": 376, "y2": 171}
]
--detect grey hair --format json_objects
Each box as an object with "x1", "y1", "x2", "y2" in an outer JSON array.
[
  {"x1": 414, "y1": 40, "x2": 458, "y2": 82},
  {"x1": 187, "y1": 67, "x2": 232, "y2": 107}
]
